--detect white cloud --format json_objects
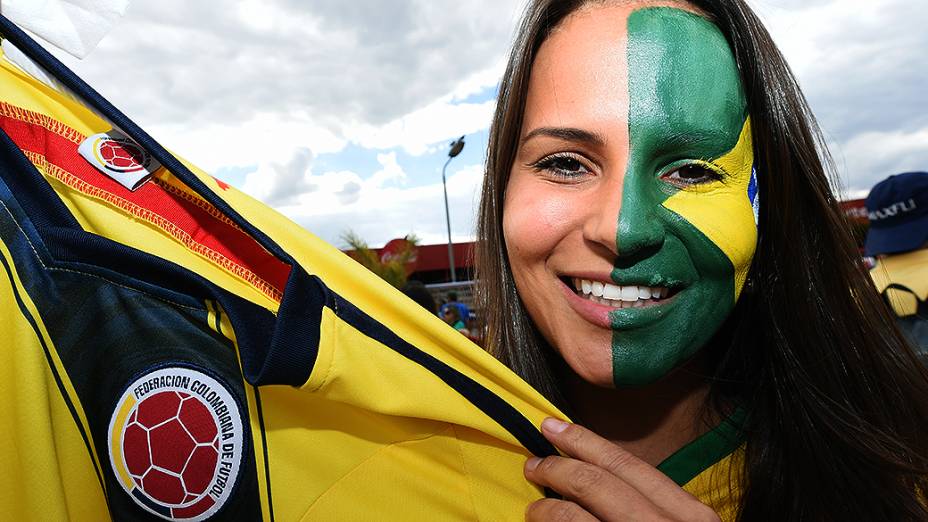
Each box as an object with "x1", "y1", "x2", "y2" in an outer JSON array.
[
  {"x1": 752, "y1": 0, "x2": 928, "y2": 144},
  {"x1": 335, "y1": 179, "x2": 363, "y2": 205},
  {"x1": 369, "y1": 151, "x2": 407, "y2": 188},
  {"x1": 241, "y1": 147, "x2": 316, "y2": 205},
  {"x1": 57, "y1": 0, "x2": 515, "y2": 176},
  {"x1": 150, "y1": 112, "x2": 347, "y2": 174},
  {"x1": 833, "y1": 127, "x2": 928, "y2": 194},
  {"x1": 235, "y1": 143, "x2": 483, "y2": 246},
  {"x1": 253, "y1": 155, "x2": 485, "y2": 247},
  {"x1": 752, "y1": 0, "x2": 928, "y2": 191},
  {"x1": 350, "y1": 98, "x2": 497, "y2": 156},
  {"x1": 63, "y1": 0, "x2": 518, "y2": 128},
  {"x1": 236, "y1": 0, "x2": 279, "y2": 32}
]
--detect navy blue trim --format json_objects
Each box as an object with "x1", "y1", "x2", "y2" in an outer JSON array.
[
  {"x1": 0, "y1": 14, "x2": 292, "y2": 265},
  {"x1": 253, "y1": 386, "x2": 275, "y2": 522},
  {"x1": 329, "y1": 291, "x2": 559, "y2": 459},
  {"x1": 219, "y1": 267, "x2": 320, "y2": 387},
  {"x1": 224, "y1": 267, "x2": 322, "y2": 387},
  {"x1": 214, "y1": 302, "x2": 275, "y2": 520},
  {"x1": 0, "y1": 243, "x2": 107, "y2": 492}
]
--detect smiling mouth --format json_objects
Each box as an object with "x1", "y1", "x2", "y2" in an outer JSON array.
[{"x1": 566, "y1": 277, "x2": 677, "y2": 309}]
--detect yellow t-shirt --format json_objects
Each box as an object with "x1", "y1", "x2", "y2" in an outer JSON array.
[{"x1": 0, "y1": 34, "x2": 743, "y2": 521}]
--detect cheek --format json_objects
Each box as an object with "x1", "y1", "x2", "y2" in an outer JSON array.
[
  {"x1": 502, "y1": 183, "x2": 576, "y2": 264},
  {"x1": 662, "y1": 137, "x2": 758, "y2": 296}
]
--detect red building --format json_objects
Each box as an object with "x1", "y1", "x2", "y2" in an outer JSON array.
[{"x1": 373, "y1": 239, "x2": 476, "y2": 284}]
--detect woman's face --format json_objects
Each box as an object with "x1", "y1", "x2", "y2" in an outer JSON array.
[{"x1": 503, "y1": 2, "x2": 758, "y2": 388}]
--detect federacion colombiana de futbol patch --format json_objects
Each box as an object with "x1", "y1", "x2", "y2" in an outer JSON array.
[{"x1": 108, "y1": 366, "x2": 245, "y2": 521}]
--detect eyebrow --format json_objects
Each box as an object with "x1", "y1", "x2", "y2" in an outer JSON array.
[{"x1": 520, "y1": 127, "x2": 607, "y2": 148}]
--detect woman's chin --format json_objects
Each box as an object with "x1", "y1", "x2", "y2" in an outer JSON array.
[{"x1": 562, "y1": 356, "x2": 618, "y2": 390}]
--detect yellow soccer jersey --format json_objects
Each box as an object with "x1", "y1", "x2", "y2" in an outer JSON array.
[
  {"x1": 659, "y1": 411, "x2": 745, "y2": 521},
  {"x1": 0, "y1": 16, "x2": 743, "y2": 521}
]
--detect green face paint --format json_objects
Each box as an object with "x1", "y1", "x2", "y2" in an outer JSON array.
[{"x1": 610, "y1": 8, "x2": 757, "y2": 387}]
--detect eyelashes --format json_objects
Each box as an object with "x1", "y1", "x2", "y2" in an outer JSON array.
[
  {"x1": 528, "y1": 153, "x2": 727, "y2": 188},
  {"x1": 528, "y1": 152, "x2": 592, "y2": 179},
  {"x1": 659, "y1": 161, "x2": 726, "y2": 188}
]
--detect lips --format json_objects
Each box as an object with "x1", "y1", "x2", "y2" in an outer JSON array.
[
  {"x1": 571, "y1": 278, "x2": 671, "y2": 309},
  {"x1": 558, "y1": 274, "x2": 682, "y2": 329}
]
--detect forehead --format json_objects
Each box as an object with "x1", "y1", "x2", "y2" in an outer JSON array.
[{"x1": 524, "y1": 3, "x2": 746, "y2": 152}]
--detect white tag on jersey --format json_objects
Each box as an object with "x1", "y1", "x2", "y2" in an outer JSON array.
[{"x1": 78, "y1": 130, "x2": 161, "y2": 191}]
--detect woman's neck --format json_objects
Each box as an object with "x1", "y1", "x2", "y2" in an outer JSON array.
[{"x1": 563, "y1": 357, "x2": 715, "y2": 467}]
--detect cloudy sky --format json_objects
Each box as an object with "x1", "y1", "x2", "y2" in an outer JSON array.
[{"x1": 51, "y1": 0, "x2": 927, "y2": 248}]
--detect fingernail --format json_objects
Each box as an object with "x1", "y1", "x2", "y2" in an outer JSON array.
[
  {"x1": 542, "y1": 417, "x2": 569, "y2": 434},
  {"x1": 525, "y1": 457, "x2": 541, "y2": 471}
]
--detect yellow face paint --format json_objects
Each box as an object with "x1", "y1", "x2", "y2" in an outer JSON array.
[{"x1": 662, "y1": 119, "x2": 757, "y2": 300}]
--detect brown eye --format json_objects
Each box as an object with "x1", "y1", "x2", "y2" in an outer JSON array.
[
  {"x1": 530, "y1": 153, "x2": 592, "y2": 179},
  {"x1": 661, "y1": 163, "x2": 723, "y2": 187}
]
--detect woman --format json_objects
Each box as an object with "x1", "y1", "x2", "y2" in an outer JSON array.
[{"x1": 476, "y1": 0, "x2": 928, "y2": 519}]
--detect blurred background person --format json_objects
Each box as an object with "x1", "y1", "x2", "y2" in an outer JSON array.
[
  {"x1": 441, "y1": 304, "x2": 469, "y2": 336},
  {"x1": 438, "y1": 291, "x2": 471, "y2": 323},
  {"x1": 866, "y1": 171, "x2": 928, "y2": 357}
]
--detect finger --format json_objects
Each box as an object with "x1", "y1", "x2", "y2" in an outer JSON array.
[
  {"x1": 540, "y1": 418, "x2": 700, "y2": 511},
  {"x1": 525, "y1": 499, "x2": 599, "y2": 522},
  {"x1": 525, "y1": 455, "x2": 652, "y2": 521}
]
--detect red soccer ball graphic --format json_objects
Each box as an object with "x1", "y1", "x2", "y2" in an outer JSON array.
[
  {"x1": 122, "y1": 391, "x2": 220, "y2": 507},
  {"x1": 98, "y1": 138, "x2": 146, "y2": 172}
]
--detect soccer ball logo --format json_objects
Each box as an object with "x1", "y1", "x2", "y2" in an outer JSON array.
[
  {"x1": 124, "y1": 391, "x2": 219, "y2": 506},
  {"x1": 109, "y1": 367, "x2": 244, "y2": 521},
  {"x1": 96, "y1": 137, "x2": 149, "y2": 173}
]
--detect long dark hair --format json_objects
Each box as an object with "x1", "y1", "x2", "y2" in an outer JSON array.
[{"x1": 474, "y1": 0, "x2": 928, "y2": 519}]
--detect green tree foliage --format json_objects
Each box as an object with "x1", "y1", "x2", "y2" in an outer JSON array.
[{"x1": 341, "y1": 230, "x2": 419, "y2": 289}]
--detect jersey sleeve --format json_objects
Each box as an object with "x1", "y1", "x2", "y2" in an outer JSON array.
[{"x1": 0, "y1": 24, "x2": 567, "y2": 521}]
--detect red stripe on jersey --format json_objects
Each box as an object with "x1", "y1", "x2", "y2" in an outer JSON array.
[{"x1": 0, "y1": 102, "x2": 289, "y2": 302}]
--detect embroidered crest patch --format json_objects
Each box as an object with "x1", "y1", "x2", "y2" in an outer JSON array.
[
  {"x1": 78, "y1": 130, "x2": 161, "y2": 191},
  {"x1": 107, "y1": 366, "x2": 245, "y2": 521}
]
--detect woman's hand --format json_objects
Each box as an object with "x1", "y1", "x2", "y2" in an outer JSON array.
[{"x1": 524, "y1": 418, "x2": 720, "y2": 522}]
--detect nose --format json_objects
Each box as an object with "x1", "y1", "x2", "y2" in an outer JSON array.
[
  {"x1": 615, "y1": 178, "x2": 664, "y2": 262},
  {"x1": 582, "y1": 173, "x2": 665, "y2": 263},
  {"x1": 582, "y1": 179, "x2": 623, "y2": 258}
]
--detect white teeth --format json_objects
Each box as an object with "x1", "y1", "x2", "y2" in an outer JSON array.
[
  {"x1": 602, "y1": 283, "x2": 622, "y2": 300},
  {"x1": 573, "y1": 278, "x2": 670, "y2": 306},
  {"x1": 620, "y1": 286, "x2": 638, "y2": 302}
]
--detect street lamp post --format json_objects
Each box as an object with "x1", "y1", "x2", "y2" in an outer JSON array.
[{"x1": 442, "y1": 136, "x2": 465, "y2": 283}]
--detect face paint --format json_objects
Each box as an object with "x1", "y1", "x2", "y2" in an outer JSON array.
[{"x1": 609, "y1": 8, "x2": 758, "y2": 387}]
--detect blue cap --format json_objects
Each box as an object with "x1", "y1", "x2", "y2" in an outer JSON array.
[{"x1": 865, "y1": 171, "x2": 928, "y2": 256}]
